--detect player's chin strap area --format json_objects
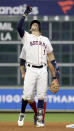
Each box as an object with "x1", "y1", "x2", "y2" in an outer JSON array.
[{"x1": 27, "y1": 63, "x2": 46, "y2": 68}]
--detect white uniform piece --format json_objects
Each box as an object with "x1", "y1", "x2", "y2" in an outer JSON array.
[
  {"x1": 19, "y1": 46, "x2": 26, "y2": 60},
  {"x1": 19, "y1": 46, "x2": 36, "y2": 101},
  {"x1": 20, "y1": 31, "x2": 53, "y2": 100},
  {"x1": 66, "y1": 124, "x2": 74, "y2": 128}
]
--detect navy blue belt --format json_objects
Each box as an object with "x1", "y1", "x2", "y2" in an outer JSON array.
[{"x1": 27, "y1": 64, "x2": 46, "y2": 68}]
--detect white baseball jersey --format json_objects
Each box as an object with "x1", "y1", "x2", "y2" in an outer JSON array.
[
  {"x1": 21, "y1": 31, "x2": 53, "y2": 66},
  {"x1": 19, "y1": 46, "x2": 26, "y2": 60},
  {"x1": 20, "y1": 31, "x2": 53, "y2": 100}
]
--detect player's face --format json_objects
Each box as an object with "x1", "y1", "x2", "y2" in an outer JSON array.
[{"x1": 30, "y1": 23, "x2": 39, "y2": 32}]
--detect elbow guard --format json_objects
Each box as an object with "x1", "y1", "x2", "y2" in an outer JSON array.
[
  {"x1": 51, "y1": 60, "x2": 60, "y2": 79},
  {"x1": 20, "y1": 59, "x2": 26, "y2": 72},
  {"x1": 20, "y1": 59, "x2": 26, "y2": 66},
  {"x1": 51, "y1": 60, "x2": 57, "y2": 68},
  {"x1": 17, "y1": 16, "x2": 25, "y2": 38}
]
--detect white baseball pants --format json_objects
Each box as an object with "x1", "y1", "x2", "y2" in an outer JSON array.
[{"x1": 22, "y1": 66, "x2": 48, "y2": 101}]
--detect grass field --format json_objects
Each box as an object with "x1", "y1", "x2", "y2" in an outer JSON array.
[{"x1": 0, "y1": 113, "x2": 74, "y2": 122}]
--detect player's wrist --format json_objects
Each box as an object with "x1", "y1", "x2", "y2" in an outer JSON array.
[
  {"x1": 52, "y1": 76, "x2": 57, "y2": 80},
  {"x1": 23, "y1": 13, "x2": 27, "y2": 17}
]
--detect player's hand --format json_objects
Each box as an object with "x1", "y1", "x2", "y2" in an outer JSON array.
[
  {"x1": 24, "y1": 6, "x2": 32, "y2": 15},
  {"x1": 49, "y1": 79, "x2": 60, "y2": 93},
  {"x1": 22, "y1": 72, "x2": 25, "y2": 80}
]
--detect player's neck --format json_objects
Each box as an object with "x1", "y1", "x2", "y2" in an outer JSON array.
[{"x1": 32, "y1": 31, "x2": 41, "y2": 37}]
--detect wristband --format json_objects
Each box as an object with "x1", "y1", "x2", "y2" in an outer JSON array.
[{"x1": 52, "y1": 77, "x2": 57, "y2": 79}]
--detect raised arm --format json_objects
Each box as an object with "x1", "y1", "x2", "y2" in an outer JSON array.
[{"x1": 17, "y1": 6, "x2": 32, "y2": 38}]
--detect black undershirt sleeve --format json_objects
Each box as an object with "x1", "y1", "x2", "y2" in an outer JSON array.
[{"x1": 17, "y1": 16, "x2": 25, "y2": 38}]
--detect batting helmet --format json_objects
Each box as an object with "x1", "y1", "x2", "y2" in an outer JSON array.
[{"x1": 30, "y1": 20, "x2": 41, "y2": 32}]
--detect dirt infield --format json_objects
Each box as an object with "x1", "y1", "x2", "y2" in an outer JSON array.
[{"x1": 0, "y1": 122, "x2": 74, "y2": 131}]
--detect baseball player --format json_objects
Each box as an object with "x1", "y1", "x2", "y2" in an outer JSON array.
[
  {"x1": 19, "y1": 46, "x2": 47, "y2": 125},
  {"x1": 17, "y1": 6, "x2": 60, "y2": 127}
]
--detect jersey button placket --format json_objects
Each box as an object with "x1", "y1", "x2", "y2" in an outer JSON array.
[{"x1": 38, "y1": 37, "x2": 42, "y2": 65}]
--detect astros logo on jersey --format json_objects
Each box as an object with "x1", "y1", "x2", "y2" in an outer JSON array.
[
  {"x1": 57, "y1": 0, "x2": 74, "y2": 14},
  {"x1": 30, "y1": 41, "x2": 47, "y2": 48}
]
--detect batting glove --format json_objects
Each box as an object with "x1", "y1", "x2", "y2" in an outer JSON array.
[{"x1": 24, "y1": 6, "x2": 32, "y2": 15}]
